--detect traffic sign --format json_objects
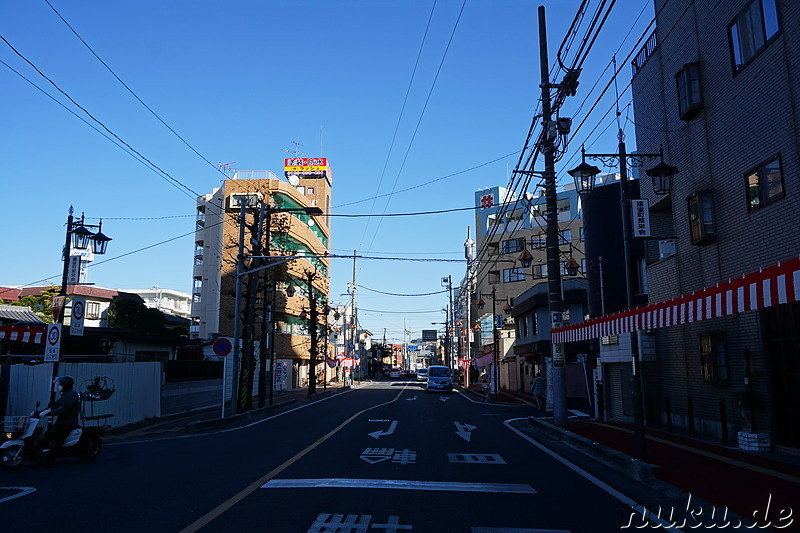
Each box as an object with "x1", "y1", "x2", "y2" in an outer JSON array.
[
  {"x1": 212, "y1": 337, "x2": 233, "y2": 357},
  {"x1": 45, "y1": 324, "x2": 61, "y2": 362},
  {"x1": 70, "y1": 298, "x2": 85, "y2": 336}
]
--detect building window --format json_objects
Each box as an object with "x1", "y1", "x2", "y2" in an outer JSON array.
[
  {"x1": 659, "y1": 239, "x2": 676, "y2": 260},
  {"x1": 581, "y1": 258, "x2": 588, "y2": 274},
  {"x1": 688, "y1": 191, "x2": 716, "y2": 244},
  {"x1": 579, "y1": 227, "x2": 585, "y2": 242},
  {"x1": 501, "y1": 238, "x2": 525, "y2": 254},
  {"x1": 194, "y1": 242, "x2": 204, "y2": 265},
  {"x1": 700, "y1": 334, "x2": 730, "y2": 385},
  {"x1": 675, "y1": 62, "x2": 703, "y2": 120},
  {"x1": 745, "y1": 155, "x2": 784, "y2": 211},
  {"x1": 307, "y1": 187, "x2": 315, "y2": 195},
  {"x1": 503, "y1": 267, "x2": 526, "y2": 283},
  {"x1": 86, "y1": 302, "x2": 101, "y2": 320},
  {"x1": 728, "y1": 0, "x2": 780, "y2": 74},
  {"x1": 488, "y1": 271, "x2": 500, "y2": 285},
  {"x1": 521, "y1": 316, "x2": 529, "y2": 338},
  {"x1": 532, "y1": 264, "x2": 548, "y2": 279},
  {"x1": 559, "y1": 230, "x2": 572, "y2": 244},
  {"x1": 531, "y1": 234, "x2": 546, "y2": 249},
  {"x1": 601, "y1": 335, "x2": 619, "y2": 345}
]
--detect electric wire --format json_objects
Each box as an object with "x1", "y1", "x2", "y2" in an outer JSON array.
[
  {"x1": 42, "y1": 0, "x2": 230, "y2": 182},
  {"x1": 0, "y1": 34, "x2": 201, "y2": 201},
  {"x1": 358, "y1": 286, "x2": 448, "y2": 297},
  {"x1": 364, "y1": 0, "x2": 468, "y2": 252},
  {"x1": 359, "y1": 0, "x2": 437, "y2": 247}
]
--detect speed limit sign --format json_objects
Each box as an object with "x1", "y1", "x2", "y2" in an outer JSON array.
[{"x1": 45, "y1": 324, "x2": 61, "y2": 362}]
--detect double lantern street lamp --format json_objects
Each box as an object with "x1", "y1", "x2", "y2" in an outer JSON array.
[
  {"x1": 475, "y1": 288, "x2": 511, "y2": 399},
  {"x1": 566, "y1": 135, "x2": 679, "y2": 462},
  {"x1": 51, "y1": 206, "x2": 112, "y2": 401}
]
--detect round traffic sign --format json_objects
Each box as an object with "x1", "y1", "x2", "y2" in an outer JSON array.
[
  {"x1": 212, "y1": 337, "x2": 232, "y2": 357},
  {"x1": 72, "y1": 300, "x2": 85, "y2": 321},
  {"x1": 48, "y1": 325, "x2": 60, "y2": 346}
]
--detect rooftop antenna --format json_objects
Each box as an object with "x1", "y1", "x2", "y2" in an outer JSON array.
[
  {"x1": 281, "y1": 140, "x2": 309, "y2": 157},
  {"x1": 217, "y1": 162, "x2": 237, "y2": 179}
]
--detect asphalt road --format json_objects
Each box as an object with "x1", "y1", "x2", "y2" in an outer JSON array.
[{"x1": 1, "y1": 381, "x2": 653, "y2": 532}]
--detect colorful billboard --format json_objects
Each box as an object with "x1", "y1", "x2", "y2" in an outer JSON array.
[{"x1": 284, "y1": 157, "x2": 328, "y2": 177}]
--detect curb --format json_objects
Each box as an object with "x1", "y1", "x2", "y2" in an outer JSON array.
[{"x1": 525, "y1": 416, "x2": 657, "y2": 482}]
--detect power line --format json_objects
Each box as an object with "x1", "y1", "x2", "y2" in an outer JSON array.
[
  {"x1": 42, "y1": 0, "x2": 229, "y2": 181},
  {"x1": 0, "y1": 34, "x2": 201, "y2": 201},
  {"x1": 358, "y1": 285, "x2": 448, "y2": 297},
  {"x1": 365, "y1": 0, "x2": 468, "y2": 252}
]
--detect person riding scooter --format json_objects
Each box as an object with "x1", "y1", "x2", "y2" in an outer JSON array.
[{"x1": 39, "y1": 376, "x2": 81, "y2": 459}]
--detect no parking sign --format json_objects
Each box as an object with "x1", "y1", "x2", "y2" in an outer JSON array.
[{"x1": 213, "y1": 337, "x2": 233, "y2": 357}]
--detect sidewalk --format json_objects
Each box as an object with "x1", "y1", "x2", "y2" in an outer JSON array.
[
  {"x1": 539, "y1": 418, "x2": 800, "y2": 529},
  {"x1": 105, "y1": 382, "x2": 351, "y2": 442}
]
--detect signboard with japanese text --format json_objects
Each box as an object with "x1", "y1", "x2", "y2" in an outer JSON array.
[
  {"x1": 284, "y1": 157, "x2": 328, "y2": 177},
  {"x1": 70, "y1": 298, "x2": 85, "y2": 336},
  {"x1": 422, "y1": 330, "x2": 438, "y2": 341},
  {"x1": 45, "y1": 324, "x2": 61, "y2": 362},
  {"x1": 632, "y1": 199, "x2": 651, "y2": 238}
]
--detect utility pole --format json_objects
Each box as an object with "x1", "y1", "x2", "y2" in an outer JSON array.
[
  {"x1": 464, "y1": 228, "x2": 475, "y2": 387},
  {"x1": 306, "y1": 270, "x2": 319, "y2": 397},
  {"x1": 240, "y1": 202, "x2": 265, "y2": 412},
  {"x1": 230, "y1": 199, "x2": 247, "y2": 415},
  {"x1": 257, "y1": 204, "x2": 273, "y2": 409},
  {"x1": 352, "y1": 250, "x2": 359, "y2": 383},
  {"x1": 539, "y1": 5, "x2": 567, "y2": 428}
]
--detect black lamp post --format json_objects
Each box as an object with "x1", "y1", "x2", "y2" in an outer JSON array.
[
  {"x1": 51, "y1": 205, "x2": 112, "y2": 402},
  {"x1": 476, "y1": 287, "x2": 511, "y2": 400},
  {"x1": 567, "y1": 133, "x2": 679, "y2": 463}
]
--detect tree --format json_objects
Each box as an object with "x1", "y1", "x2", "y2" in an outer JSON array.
[
  {"x1": 2, "y1": 286, "x2": 60, "y2": 323},
  {"x1": 107, "y1": 297, "x2": 166, "y2": 333}
]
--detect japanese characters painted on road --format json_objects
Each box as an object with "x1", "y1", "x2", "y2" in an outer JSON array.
[
  {"x1": 359, "y1": 448, "x2": 417, "y2": 465},
  {"x1": 44, "y1": 323, "x2": 61, "y2": 362},
  {"x1": 69, "y1": 297, "x2": 85, "y2": 336},
  {"x1": 307, "y1": 513, "x2": 413, "y2": 533}
]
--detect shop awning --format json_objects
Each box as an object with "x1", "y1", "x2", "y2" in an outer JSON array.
[
  {"x1": 474, "y1": 351, "x2": 494, "y2": 367},
  {"x1": 552, "y1": 256, "x2": 800, "y2": 343},
  {"x1": 0, "y1": 325, "x2": 45, "y2": 344}
]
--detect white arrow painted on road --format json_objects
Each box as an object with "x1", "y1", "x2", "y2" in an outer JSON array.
[
  {"x1": 369, "y1": 420, "x2": 398, "y2": 439},
  {"x1": 439, "y1": 396, "x2": 450, "y2": 402},
  {"x1": 454, "y1": 422, "x2": 477, "y2": 442},
  {"x1": 405, "y1": 396, "x2": 417, "y2": 401}
]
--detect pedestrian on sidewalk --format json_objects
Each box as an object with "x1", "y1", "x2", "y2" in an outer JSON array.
[{"x1": 531, "y1": 373, "x2": 545, "y2": 409}]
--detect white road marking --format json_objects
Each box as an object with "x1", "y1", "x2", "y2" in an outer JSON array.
[
  {"x1": 504, "y1": 418, "x2": 685, "y2": 532},
  {"x1": 263, "y1": 478, "x2": 535, "y2": 494},
  {"x1": 454, "y1": 422, "x2": 477, "y2": 441},
  {"x1": 405, "y1": 396, "x2": 417, "y2": 401},
  {"x1": 0, "y1": 487, "x2": 36, "y2": 504},
  {"x1": 447, "y1": 453, "x2": 506, "y2": 464},
  {"x1": 567, "y1": 410, "x2": 589, "y2": 418},
  {"x1": 369, "y1": 420, "x2": 398, "y2": 439},
  {"x1": 472, "y1": 527, "x2": 571, "y2": 533},
  {"x1": 439, "y1": 396, "x2": 450, "y2": 402},
  {"x1": 368, "y1": 419, "x2": 390, "y2": 422}
]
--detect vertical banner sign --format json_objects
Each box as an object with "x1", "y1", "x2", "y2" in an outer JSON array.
[
  {"x1": 70, "y1": 298, "x2": 85, "y2": 336},
  {"x1": 631, "y1": 199, "x2": 651, "y2": 237},
  {"x1": 45, "y1": 324, "x2": 62, "y2": 362},
  {"x1": 551, "y1": 312, "x2": 565, "y2": 368}
]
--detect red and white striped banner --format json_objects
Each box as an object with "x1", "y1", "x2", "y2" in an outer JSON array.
[
  {"x1": 0, "y1": 326, "x2": 46, "y2": 344},
  {"x1": 551, "y1": 256, "x2": 800, "y2": 343}
]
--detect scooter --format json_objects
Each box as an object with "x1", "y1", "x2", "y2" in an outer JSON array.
[{"x1": 0, "y1": 402, "x2": 104, "y2": 469}]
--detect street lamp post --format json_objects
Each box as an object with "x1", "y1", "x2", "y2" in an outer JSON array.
[
  {"x1": 568, "y1": 130, "x2": 679, "y2": 462},
  {"x1": 476, "y1": 287, "x2": 511, "y2": 400},
  {"x1": 51, "y1": 206, "x2": 111, "y2": 402}
]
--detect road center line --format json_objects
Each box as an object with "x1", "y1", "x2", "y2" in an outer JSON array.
[
  {"x1": 262, "y1": 478, "x2": 535, "y2": 494},
  {"x1": 179, "y1": 385, "x2": 408, "y2": 533}
]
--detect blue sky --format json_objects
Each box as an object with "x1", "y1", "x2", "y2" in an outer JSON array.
[{"x1": 1, "y1": 0, "x2": 654, "y2": 343}]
